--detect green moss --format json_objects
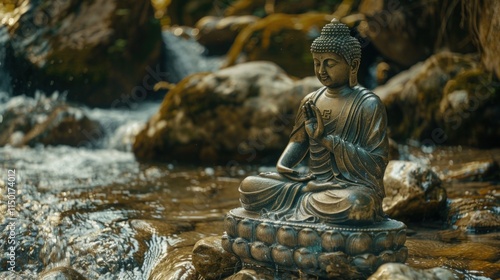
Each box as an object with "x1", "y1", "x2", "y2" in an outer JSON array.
[{"x1": 107, "y1": 39, "x2": 128, "y2": 54}]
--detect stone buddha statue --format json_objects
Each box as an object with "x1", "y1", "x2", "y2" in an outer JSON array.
[{"x1": 239, "y1": 19, "x2": 389, "y2": 225}]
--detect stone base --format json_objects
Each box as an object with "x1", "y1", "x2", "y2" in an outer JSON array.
[{"x1": 222, "y1": 208, "x2": 408, "y2": 279}]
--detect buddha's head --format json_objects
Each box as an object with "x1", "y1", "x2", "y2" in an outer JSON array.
[{"x1": 311, "y1": 18, "x2": 361, "y2": 88}]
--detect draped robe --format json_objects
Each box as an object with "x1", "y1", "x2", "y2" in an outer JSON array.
[{"x1": 239, "y1": 86, "x2": 389, "y2": 224}]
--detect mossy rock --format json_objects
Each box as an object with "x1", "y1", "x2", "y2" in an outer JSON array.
[
  {"x1": 375, "y1": 52, "x2": 500, "y2": 148},
  {"x1": 133, "y1": 61, "x2": 322, "y2": 163},
  {"x1": 5, "y1": 0, "x2": 162, "y2": 107}
]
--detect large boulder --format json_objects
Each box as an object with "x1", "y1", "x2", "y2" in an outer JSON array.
[
  {"x1": 4, "y1": 0, "x2": 162, "y2": 107},
  {"x1": 383, "y1": 160, "x2": 447, "y2": 220},
  {"x1": 358, "y1": 0, "x2": 476, "y2": 67},
  {"x1": 133, "y1": 61, "x2": 322, "y2": 164},
  {"x1": 375, "y1": 52, "x2": 500, "y2": 148},
  {"x1": 195, "y1": 15, "x2": 259, "y2": 55}
]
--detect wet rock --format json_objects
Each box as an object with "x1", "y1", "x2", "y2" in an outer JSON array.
[
  {"x1": 4, "y1": 0, "x2": 162, "y2": 107},
  {"x1": 0, "y1": 95, "x2": 103, "y2": 147},
  {"x1": 368, "y1": 263, "x2": 454, "y2": 280},
  {"x1": 196, "y1": 15, "x2": 259, "y2": 55},
  {"x1": 407, "y1": 238, "x2": 500, "y2": 262},
  {"x1": 383, "y1": 160, "x2": 447, "y2": 220},
  {"x1": 440, "y1": 159, "x2": 499, "y2": 181},
  {"x1": 133, "y1": 61, "x2": 322, "y2": 163},
  {"x1": 192, "y1": 236, "x2": 240, "y2": 280},
  {"x1": 0, "y1": 271, "x2": 29, "y2": 280},
  {"x1": 358, "y1": 0, "x2": 475, "y2": 67},
  {"x1": 406, "y1": 237, "x2": 500, "y2": 279},
  {"x1": 376, "y1": 52, "x2": 500, "y2": 148},
  {"x1": 448, "y1": 198, "x2": 500, "y2": 233},
  {"x1": 149, "y1": 247, "x2": 197, "y2": 280},
  {"x1": 38, "y1": 267, "x2": 87, "y2": 280},
  {"x1": 224, "y1": 268, "x2": 274, "y2": 280}
]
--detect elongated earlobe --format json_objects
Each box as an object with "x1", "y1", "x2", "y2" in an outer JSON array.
[
  {"x1": 349, "y1": 72, "x2": 358, "y2": 87},
  {"x1": 349, "y1": 59, "x2": 360, "y2": 87}
]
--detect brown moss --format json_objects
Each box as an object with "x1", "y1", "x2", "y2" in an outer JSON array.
[{"x1": 223, "y1": 13, "x2": 334, "y2": 77}]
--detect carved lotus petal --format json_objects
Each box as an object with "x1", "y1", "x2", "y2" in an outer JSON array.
[
  {"x1": 374, "y1": 231, "x2": 394, "y2": 252},
  {"x1": 224, "y1": 216, "x2": 238, "y2": 237},
  {"x1": 272, "y1": 245, "x2": 294, "y2": 267},
  {"x1": 377, "y1": 250, "x2": 396, "y2": 267},
  {"x1": 352, "y1": 253, "x2": 377, "y2": 273},
  {"x1": 321, "y1": 230, "x2": 345, "y2": 252},
  {"x1": 346, "y1": 232, "x2": 372, "y2": 255},
  {"x1": 221, "y1": 234, "x2": 233, "y2": 253},
  {"x1": 232, "y1": 237, "x2": 250, "y2": 258},
  {"x1": 395, "y1": 246, "x2": 408, "y2": 263},
  {"x1": 237, "y1": 219, "x2": 254, "y2": 241},
  {"x1": 298, "y1": 228, "x2": 321, "y2": 248},
  {"x1": 395, "y1": 230, "x2": 406, "y2": 247},
  {"x1": 277, "y1": 226, "x2": 297, "y2": 247},
  {"x1": 251, "y1": 241, "x2": 272, "y2": 262},
  {"x1": 256, "y1": 222, "x2": 275, "y2": 245},
  {"x1": 294, "y1": 248, "x2": 318, "y2": 269}
]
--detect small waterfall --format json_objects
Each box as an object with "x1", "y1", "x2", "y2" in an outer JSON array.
[
  {"x1": 83, "y1": 102, "x2": 160, "y2": 151},
  {"x1": 0, "y1": 27, "x2": 11, "y2": 103},
  {"x1": 162, "y1": 29, "x2": 224, "y2": 83}
]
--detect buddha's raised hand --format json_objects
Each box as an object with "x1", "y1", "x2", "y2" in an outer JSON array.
[{"x1": 303, "y1": 100, "x2": 324, "y2": 141}]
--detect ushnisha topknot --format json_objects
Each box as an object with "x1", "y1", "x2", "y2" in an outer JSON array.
[{"x1": 310, "y1": 18, "x2": 361, "y2": 66}]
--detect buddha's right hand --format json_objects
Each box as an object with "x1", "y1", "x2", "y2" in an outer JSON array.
[
  {"x1": 302, "y1": 180, "x2": 343, "y2": 193},
  {"x1": 279, "y1": 168, "x2": 316, "y2": 182}
]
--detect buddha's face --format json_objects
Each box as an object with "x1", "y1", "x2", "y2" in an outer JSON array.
[{"x1": 312, "y1": 52, "x2": 351, "y2": 89}]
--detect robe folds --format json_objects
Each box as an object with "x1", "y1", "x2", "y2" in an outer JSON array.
[{"x1": 239, "y1": 86, "x2": 389, "y2": 224}]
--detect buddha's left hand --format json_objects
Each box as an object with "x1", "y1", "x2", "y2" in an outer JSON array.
[
  {"x1": 302, "y1": 180, "x2": 343, "y2": 193},
  {"x1": 303, "y1": 100, "x2": 324, "y2": 141},
  {"x1": 260, "y1": 170, "x2": 315, "y2": 182}
]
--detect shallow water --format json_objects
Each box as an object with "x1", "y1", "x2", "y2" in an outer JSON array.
[{"x1": 0, "y1": 144, "x2": 498, "y2": 279}]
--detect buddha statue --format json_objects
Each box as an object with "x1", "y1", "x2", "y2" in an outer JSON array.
[{"x1": 238, "y1": 19, "x2": 389, "y2": 225}]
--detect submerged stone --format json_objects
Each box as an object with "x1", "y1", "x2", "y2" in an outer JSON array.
[
  {"x1": 192, "y1": 236, "x2": 240, "y2": 280},
  {"x1": 38, "y1": 267, "x2": 87, "y2": 280},
  {"x1": 0, "y1": 95, "x2": 103, "y2": 147},
  {"x1": 448, "y1": 198, "x2": 500, "y2": 233},
  {"x1": 368, "y1": 263, "x2": 454, "y2": 280}
]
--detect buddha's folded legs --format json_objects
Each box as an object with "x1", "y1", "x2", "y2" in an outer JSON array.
[
  {"x1": 295, "y1": 185, "x2": 382, "y2": 224},
  {"x1": 239, "y1": 174, "x2": 305, "y2": 213},
  {"x1": 239, "y1": 175, "x2": 382, "y2": 224}
]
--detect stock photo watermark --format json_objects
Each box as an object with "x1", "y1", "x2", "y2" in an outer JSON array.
[
  {"x1": 5, "y1": 168, "x2": 18, "y2": 272},
  {"x1": 421, "y1": 75, "x2": 498, "y2": 150}
]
